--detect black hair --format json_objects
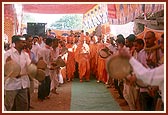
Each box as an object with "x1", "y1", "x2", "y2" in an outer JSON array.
[
  {"x1": 52, "y1": 38, "x2": 59, "y2": 43},
  {"x1": 116, "y1": 34, "x2": 125, "y2": 45},
  {"x1": 12, "y1": 35, "x2": 25, "y2": 43},
  {"x1": 45, "y1": 37, "x2": 53, "y2": 45},
  {"x1": 126, "y1": 34, "x2": 136, "y2": 42},
  {"x1": 33, "y1": 35, "x2": 39, "y2": 39},
  {"x1": 12, "y1": 35, "x2": 18, "y2": 43},
  {"x1": 134, "y1": 39, "x2": 144, "y2": 47},
  {"x1": 23, "y1": 34, "x2": 32, "y2": 41}
]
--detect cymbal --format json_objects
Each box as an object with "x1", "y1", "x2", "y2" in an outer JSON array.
[
  {"x1": 136, "y1": 79, "x2": 149, "y2": 88},
  {"x1": 35, "y1": 69, "x2": 46, "y2": 82},
  {"x1": 106, "y1": 55, "x2": 133, "y2": 79},
  {"x1": 53, "y1": 57, "x2": 66, "y2": 67},
  {"x1": 99, "y1": 48, "x2": 111, "y2": 58},
  {"x1": 37, "y1": 59, "x2": 47, "y2": 70},
  {"x1": 27, "y1": 63, "x2": 37, "y2": 79},
  {"x1": 4, "y1": 60, "x2": 21, "y2": 78}
]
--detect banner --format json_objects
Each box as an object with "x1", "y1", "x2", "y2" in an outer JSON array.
[
  {"x1": 107, "y1": 4, "x2": 116, "y2": 19},
  {"x1": 108, "y1": 4, "x2": 164, "y2": 25},
  {"x1": 83, "y1": 4, "x2": 108, "y2": 29}
]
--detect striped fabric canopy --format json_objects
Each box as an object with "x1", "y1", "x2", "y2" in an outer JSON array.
[{"x1": 22, "y1": 4, "x2": 97, "y2": 14}]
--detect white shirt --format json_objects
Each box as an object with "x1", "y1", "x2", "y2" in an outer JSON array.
[
  {"x1": 129, "y1": 57, "x2": 164, "y2": 102},
  {"x1": 134, "y1": 49, "x2": 149, "y2": 92},
  {"x1": 136, "y1": 49, "x2": 148, "y2": 68},
  {"x1": 31, "y1": 43, "x2": 41, "y2": 60},
  {"x1": 106, "y1": 44, "x2": 117, "y2": 54},
  {"x1": 39, "y1": 41, "x2": 46, "y2": 48},
  {"x1": 4, "y1": 47, "x2": 31, "y2": 90},
  {"x1": 38, "y1": 45, "x2": 52, "y2": 76},
  {"x1": 50, "y1": 47, "x2": 60, "y2": 61}
]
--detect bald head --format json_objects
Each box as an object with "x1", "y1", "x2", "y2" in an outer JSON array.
[{"x1": 144, "y1": 31, "x2": 156, "y2": 48}]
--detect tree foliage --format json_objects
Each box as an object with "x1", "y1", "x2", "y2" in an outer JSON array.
[
  {"x1": 22, "y1": 13, "x2": 36, "y2": 23},
  {"x1": 50, "y1": 14, "x2": 83, "y2": 30}
]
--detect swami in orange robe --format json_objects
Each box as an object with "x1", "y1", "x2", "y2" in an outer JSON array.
[
  {"x1": 96, "y1": 42, "x2": 108, "y2": 84},
  {"x1": 89, "y1": 41, "x2": 98, "y2": 77},
  {"x1": 65, "y1": 37, "x2": 76, "y2": 81},
  {"x1": 75, "y1": 40, "x2": 90, "y2": 82}
]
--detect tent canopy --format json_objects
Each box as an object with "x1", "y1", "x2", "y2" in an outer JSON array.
[{"x1": 22, "y1": 4, "x2": 97, "y2": 14}]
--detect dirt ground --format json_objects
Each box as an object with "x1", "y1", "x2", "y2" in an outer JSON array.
[
  {"x1": 30, "y1": 81, "x2": 71, "y2": 111},
  {"x1": 30, "y1": 80, "x2": 129, "y2": 111}
]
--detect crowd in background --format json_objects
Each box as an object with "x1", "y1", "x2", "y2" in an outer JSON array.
[{"x1": 4, "y1": 28, "x2": 164, "y2": 111}]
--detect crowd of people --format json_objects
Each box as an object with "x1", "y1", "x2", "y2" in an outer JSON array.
[{"x1": 3, "y1": 29, "x2": 164, "y2": 111}]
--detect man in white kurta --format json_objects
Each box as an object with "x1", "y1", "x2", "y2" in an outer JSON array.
[
  {"x1": 119, "y1": 47, "x2": 164, "y2": 103},
  {"x1": 37, "y1": 37, "x2": 53, "y2": 101},
  {"x1": 49, "y1": 38, "x2": 60, "y2": 94},
  {"x1": 4, "y1": 35, "x2": 31, "y2": 111}
]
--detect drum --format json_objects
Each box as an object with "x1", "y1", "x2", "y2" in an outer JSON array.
[
  {"x1": 4, "y1": 60, "x2": 21, "y2": 78},
  {"x1": 27, "y1": 63, "x2": 37, "y2": 79},
  {"x1": 99, "y1": 47, "x2": 111, "y2": 58},
  {"x1": 136, "y1": 79, "x2": 149, "y2": 88},
  {"x1": 52, "y1": 57, "x2": 66, "y2": 67},
  {"x1": 106, "y1": 55, "x2": 133, "y2": 79},
  {"x1": 35, "y1": 69, "x2": 46, "y2": 82},
  {"x1": 37, "y1": 59, "x2": 47, "y2": 70}
]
